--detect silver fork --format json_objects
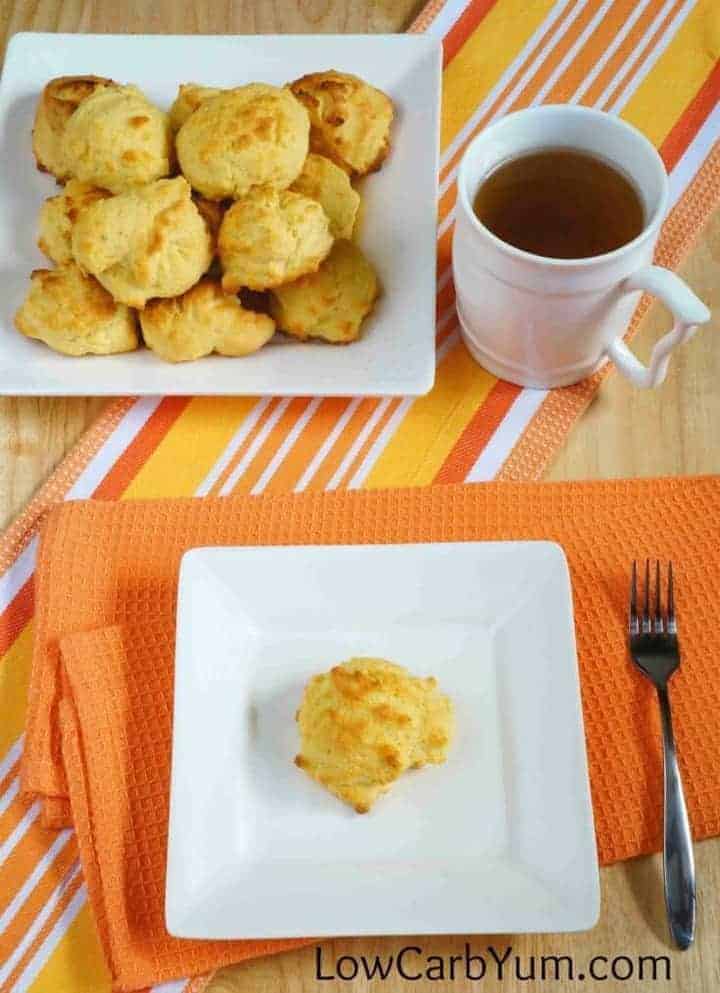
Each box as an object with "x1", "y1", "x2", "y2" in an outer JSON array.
[{"x1": 629, "y1": 560, "x2": 696, "y2": 949}]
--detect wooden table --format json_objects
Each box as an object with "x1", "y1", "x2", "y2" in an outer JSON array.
[{"x1": 1, "y1": 3, "x2": 719, "y2": 992}]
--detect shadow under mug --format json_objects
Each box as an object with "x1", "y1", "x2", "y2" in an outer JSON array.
[{"x1": 452, "y1": 105, "x2": 710, "y2": 390}]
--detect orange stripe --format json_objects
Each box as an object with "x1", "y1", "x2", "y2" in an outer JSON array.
[
  {"x1": 443, "y1": 0, "x2": 499, "y2": 66},
  {"x1": 435, "y1": 379, "x2": 522, "y2": 482},
  {"x1": 208, "y1": 399, "x2": 279, "y2": 496},
  {"x1": 0, "y1": 866, "x2": 84, "y2": 993},
  {"x1": 336, "y1": 399, "x2": 404, "y2": 489},
  {"x1": 660, "y1": 58, "x2": 720, "y2": 170},
  {"x1": 0, "y1": 579, "x2": 33, "y2": 659},
  {"x1": 262, "y1": 398, "x2": 353, "y2": 493},
  {"x1": 0, "y1": 759, "x2": 19, "y2": 798},
  {"x1": 301, "y1": 398, "x2": 383, "y2": 492},
  {"x1": 227, "y1": 398, "x2": 311, "y2": 494},
  {"x1": 92, "y1": 398, "x2": 190, "y2": 501}
]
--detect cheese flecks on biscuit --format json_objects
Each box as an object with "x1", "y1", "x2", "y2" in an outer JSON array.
[
  {"x1": 270, "y1": 239, "x2": 378, "y2": 343},
  {"x1": 62, "y1": 84, "x2": 173, "y2": 194},
  {"x1": 290, "y1": 153, "x2": 360, "y2": 239},
  {"x1": 72, "y1": 176, "x2": 213, "y2": 308},
  {"x1": 290, "y1": 70, "x2": 394, "y2": 176},
  {"x1": 32, "y1": 75, "x2": 114, "y2": 181},
  {"x1": 218, "y1": 187, "x2": 333, "y2": 292},
  {"x1": 38, "y1": 179, "x2": 111, "y2": 265},
  {"x1": 176, "y1": 84, "x2": 309, "y2": 200},
  {"x1": 14, "y1": 263, "x2": 139, "y2": 356},
  {"x1": 295, "y1": 658, "x2": 454, "y2": 813},
  {"x1": 140, "y1": 279, "x2": 275, "y2": 362}
]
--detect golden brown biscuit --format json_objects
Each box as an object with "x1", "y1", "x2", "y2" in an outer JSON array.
[
  {"x1": 290, "y1": 153, "x2": 360, "y2": 239},
  {"x1": 62, "y1": 84, "x2": 173, "y2": 194},
  {"x1": 295, "y1": 658, "x2": 454, "y2": 813},
  {"x1": 140, "y1": 278, "x2": 275, "y2": 362},
  {"x1": 218, "y1": 188, "x2": 333, "y2": 292},
  {"x1": 14, "y1": 262, "x2": 139, "y2": 356},
  {"x1": 37, "y1": 179, "x2": 111, "y2": 265},
  {"x1": 270, "y1": 239, "x2": 378, "y2": 343},
  {"x1": 176, "y1": 84, "x2": 309, "y2": 200},
  {"x1": 169, "y1": 83, "x2": 225, "y2": 131},
  {"x1": 290, "y1": 70, "x2": 394, "y2": 176},
  {"x1": 32, "y1": 75, "x2": 114, "y2": 181},
  {"x1": 192, "y1": 194, "x2": 227, "y2": 252},
  {"x1": 72, "y1": 176, "x2": 213, "y2": 308}
]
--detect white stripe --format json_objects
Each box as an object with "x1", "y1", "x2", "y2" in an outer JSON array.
[
  {"x1": 0, "y1": 860, "x2": 81, "y2": 985},
  {"x1": 326, "y1": 399, "x2": 392, "y2": 490},
  {"x1": 0, "y1": 735, "x2": 24, "y2": 783},
  {"x1": 0, "y1": 830, "x2": 72, "y2": 935},
  {"x1": 532, "y1": 0, "x2": 617, "y2": 106},
  {"x1": 250, "y1": 398, "x2": 322, "y2": 495},
  {"x1": 569, "y1": 0, "x2": 654, "y2": 104},
  {"x1": 437, "y1": 328, "x2": 461, "y2": 362},
  {"x1": 194, "y1": 398, "x2": 269, "y2": 496},
  {"x1": 668, "y1": 105, "x2": 720, "y2": 206},
  {"x1": 293, "y1": 398, "x2": 362, "y2": 493},
  {"x1": 607, "y1": 0, "x2": 696, "y2": 113},
  {"x1": 9, "y1": 880, "x2": 87, "y2": 993},
  {"x1": 348, "y1": 399, "x2": 414, "y2": 489},
  {"x1": 420, "y1": 0, "x2": 472, "y2": 40},
  {"x1": 593, "y1": 0, "x2": 681, "y2": 110},
  {"x1": 465, "y1": 388, "x2": 549, "y2": 481},
  {"x1": 436, "y1": 266, "x2": 454, "y2": 296},
  {"x1": 0, "y1": 776, "x2": 20, "y2": 818},
  {"x1": 0, "y1": 539, "x2": 37, "y2": 613},
  {"x1": 0, "y1": 802, "x2": 40, "y2": 867},
  {"x1": 65, "y1": 396, "x2": 163, "y2": 501},
  {"x1": 152, "y1": 982, "x2": 188, "y2": 993},
  {"x1": 218, "y1": 398, "x2": 292, "y2": 496},
  {"x1": 437, "y1": 301, "x2": 458, "y2": 334}
]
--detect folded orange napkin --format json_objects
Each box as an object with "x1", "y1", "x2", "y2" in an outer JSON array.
[{"x1": 21, "y1": 477, "x2": 720, "y2": 991}]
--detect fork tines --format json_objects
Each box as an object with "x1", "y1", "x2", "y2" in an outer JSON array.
[{"x1": 629, "y1": 559, "x2": 676, "y2": 636}]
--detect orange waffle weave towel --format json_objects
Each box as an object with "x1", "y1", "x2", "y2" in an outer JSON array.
[{"x1": 21, "y1": 477, "x2": 720, "y2": 990}]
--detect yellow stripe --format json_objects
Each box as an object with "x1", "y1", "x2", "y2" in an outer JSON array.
[
  {"x1": 122, "y1": 396, "x2": 256, "y2": 499},
  {"x1": 0, "y1": 624, "x2": 33, "y2": 760},
  {"x1": 621, "y1": 0, "x2": 720, "y2": 146},
  {"x1": 364, "y1": 344, "x2": 497, "y2": 488},
  {"x1": 441, "y1": 0, "x2": 558, "y2": 150},
  {"x1": 27, "y1": 902, "x2": 110, "y2": 993}
]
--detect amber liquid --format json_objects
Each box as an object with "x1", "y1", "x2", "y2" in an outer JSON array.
[{"x1": 473, "y1": 147, "x2": 645, "y2": 260}]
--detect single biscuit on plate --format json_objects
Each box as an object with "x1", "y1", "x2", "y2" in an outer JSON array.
[
  {"x1": 218, "y1": 187, "x2": 333, "y2": 292},
  {"x1": 176, "y1": 84, "x2": 309, "y2": 200},
  {"x1": 32, "y1": 75, "x2": 114, "y2": 181},
  {"x1": 290, "y1": 153, "x2": 360, "y2": 239},
  {"x1": 14, "y1": 262, "x2": 139, "y2": 356},
  {"x1": 72, "y1": 176, "x2": 213, "y2": 308},
  {"x1": 38, "y1": 179, "x2": 111, "y2": 265},
  {"x1": 61, "y1": 84, "x2": 173, "y2": 194},
  {"x1": 289, "y1": 70, "x2": 394, "y2": 176},
  {"x1": 140, "y1": 278, "x2": 276, "y2": 362},
  {"x1": 270, "y1": 239, "x2": 378, "y2": 343},
  {"x1": 169, "y1": 83, "x2": 225, "y2": 132},
  {"x1": 295, "y1": 658, "x2": 454, "y2": 813}
]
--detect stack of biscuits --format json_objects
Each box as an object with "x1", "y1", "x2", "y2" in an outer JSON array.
[{"x1": 15, "y1": 71, "x2": 392, "y2": 361}]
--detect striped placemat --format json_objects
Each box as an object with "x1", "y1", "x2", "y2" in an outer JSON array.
[{"x1": 0, "y1": 1, "x2": 718, "y2": 990}]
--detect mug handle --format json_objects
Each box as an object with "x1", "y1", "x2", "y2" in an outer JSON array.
[{"x1": 605, "y1": 265, "x2": 711, "y2": 388}]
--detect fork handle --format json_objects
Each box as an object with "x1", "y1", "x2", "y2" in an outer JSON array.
[{"x1": 657, "y1": 684, "x2": 696, "y2": 949}]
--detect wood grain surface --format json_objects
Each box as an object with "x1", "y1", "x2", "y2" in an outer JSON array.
[{"x1": 1, "y1": 3, "x2": 719, "y2": 993}]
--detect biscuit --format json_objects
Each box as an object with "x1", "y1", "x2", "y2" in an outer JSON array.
[
  {"x1": 37, "y1": 179, "x2": 111, "y2": 265},
  {"x1": 192, "y1": 194, "x2": 227, "y2": 251},
  {"x1": 290, "y1": 153, "x2": 360, "y2": 239},
  {"x1": 14, "y1": 262, "x2": 139, "y2": 356},
  {"x1": 270, "y1": 239, "x2": 378, "y2": 343},
  {"x1": 218, "y1": 187, "x2": 333, "y2": 292},
  {"x1": 32, "y1": 75, "x2": 114, "y2": 181},
  {"x1": 176, "y1": 84, "x2": 309, "y2": 200},
  {"x1": 140, "y1": 278, "x2": 275, "y2": 362},
  {"x1": 169, "y1": 83, "x2": 225, "y2": 131},
  {"x1": 72, "y1": 176, "x2": 213, "y2": 308},
  {"x1": 290, "y1": 70, "x2": 393, "y2": 176},
  {"x1": 62, "y1": 84, "x2": 173, "y2": 194},
  {"x1": 295, "y1": 658, "x2": 454, "y2": 813}
]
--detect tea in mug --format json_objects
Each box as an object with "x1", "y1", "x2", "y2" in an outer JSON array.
[{"x1": 473, "y1": 147, "x2": 645, "y2": 260}]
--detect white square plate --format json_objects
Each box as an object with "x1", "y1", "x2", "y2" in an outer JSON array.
[
  {"x1": 0, "y1": 33, "x2": 440, "y2": 396},
  {"x1": 167, "y1": 542, "x2": 599, "y2": 939}
]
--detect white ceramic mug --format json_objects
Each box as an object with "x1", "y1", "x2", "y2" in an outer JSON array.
[{"x1": 453, "y1": 105, "x2": 710, "y2": 389}]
